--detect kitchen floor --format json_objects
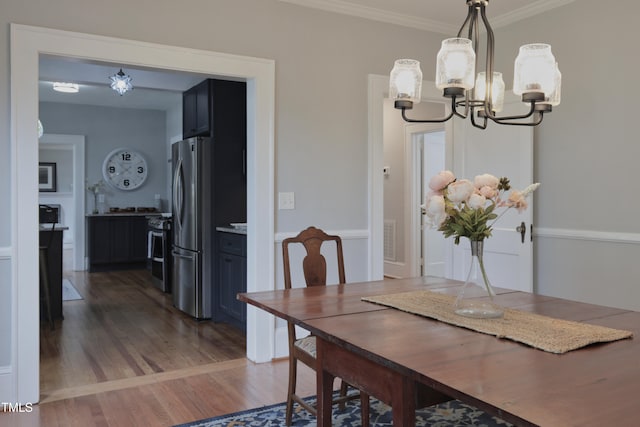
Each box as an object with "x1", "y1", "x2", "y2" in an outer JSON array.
[{"x1": 39, "y1": 250, "x2": 247, "y2": 402}]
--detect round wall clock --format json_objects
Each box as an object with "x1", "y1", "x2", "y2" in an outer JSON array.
[{"x1": 102, "y1": 148, "x2": 148, "y2": 191}]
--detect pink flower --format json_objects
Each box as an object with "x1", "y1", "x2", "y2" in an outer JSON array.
[
  {"x1": 447, "y1": 179, "x2": 474, "y2": 204},
  {"x1": 428, "y1": 170, "x2": 455, "y2": 192},
  {"x1": 478, "y1": 185, "x2": 498, "y2": 199},
  {"x1": 506, "y1": 191, "x2": 528, "y2": 213},
  {"x1": 474, "y1": 174, "x2": 499, "y2": 190}
]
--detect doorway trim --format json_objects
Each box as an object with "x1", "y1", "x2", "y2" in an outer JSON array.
[{"x1": 10, "y1": 24, "x2": 275, "y2": 403}]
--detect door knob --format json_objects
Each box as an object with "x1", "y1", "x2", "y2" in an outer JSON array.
[{"x1": 516, "y1": 221, "x2": 526, "y2": 243}]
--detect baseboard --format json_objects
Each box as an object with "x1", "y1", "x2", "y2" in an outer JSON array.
[
  {"x1": 0, "y1": 365, "x2": 14, "y2": 403},
  {"x1": 383, "y1": 260, "x2": 406, "y2": 279},
  {"x1": 274, "y1": 326, "x2": 288, "y2": 359}
]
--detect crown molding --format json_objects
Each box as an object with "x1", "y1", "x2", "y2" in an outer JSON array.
[
  {"x1": 280, "y1": 0, "x2": 576, "y2": 34},
  {"x1": 490, "y1": 0, "x2": 577, "y2": 28},
  {"x1": 279, "y1": 0, "x2": 457, "y2": 34}
]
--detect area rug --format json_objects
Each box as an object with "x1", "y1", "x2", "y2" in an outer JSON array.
[
  {"x1": 62, "y1": 278, "x2": 83, "y2": 301},
  {"x1": 174, "y1": 396, "x2": 512, "y2": 427}
]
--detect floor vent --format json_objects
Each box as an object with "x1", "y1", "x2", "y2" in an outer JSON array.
[{"x1": 384, "y1": 220, "x2": 397, "y2": 262}]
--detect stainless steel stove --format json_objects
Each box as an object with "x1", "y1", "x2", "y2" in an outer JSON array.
[{"x1": 147, "y1": 216, "x2": 172, "y2": 292}]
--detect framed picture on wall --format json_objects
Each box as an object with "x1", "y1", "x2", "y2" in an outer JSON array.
[{"x1": 39, "y1": 162, "x2": 57, "y2": 192}]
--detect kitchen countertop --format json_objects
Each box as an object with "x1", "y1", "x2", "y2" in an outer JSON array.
[
  {"x1": 86, "y1": 212, "x2": 163, "y2": 217},
  {"x1": 40, "y1": 224, "x2": 69, "y2": 231},
  {"x1": 216, "y1": 226, "x2": 247, "y2": 235}
]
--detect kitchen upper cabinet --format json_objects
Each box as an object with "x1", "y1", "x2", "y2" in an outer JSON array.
[
  {"x1": 182, "y1": 79, "x2": 211, "y2": 138},
  {"x1": 183, "y1": 78, "x2": 247, "y2": 226}
]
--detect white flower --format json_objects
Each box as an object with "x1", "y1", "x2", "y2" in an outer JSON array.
[
  {"x1": 425, "y1": 195, "x2": 447, "y2": 228},
  {"x1": 447, "y1": 179, "x2": 474, "y2": 204},
  {"x1": 521, "y1": 182, "x2": 540, "y2": 197},
  {"x1": 467, "y1": 193, "x2": 487, "y2": 209}
]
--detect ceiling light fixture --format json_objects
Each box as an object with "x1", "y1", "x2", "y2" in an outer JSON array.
[
  {"x1": 389, "y1": 0, "x2": 561, "y2": 129},
  {"x1": 52, "y1": 82, "x2": 79, "y2": 93},
  {"x1": 109, "y1": 68, "x2": 133, "y2": 96}
]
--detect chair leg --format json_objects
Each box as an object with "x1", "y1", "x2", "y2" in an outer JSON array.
[
  {"x1": 39, "y1": 248, "x2": 54, "y2": 331},
  {"x1": 360, "y1": 391, "x2": 370, "y2": 426},
  {"x1": 338, "y1": 380, "x2": 348, "y2": 410},
  {"x1": 285, "y1": 356, "x2": 297, "y2": 426}
]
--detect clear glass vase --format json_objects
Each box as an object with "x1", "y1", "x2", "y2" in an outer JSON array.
[{"x1": 454, "y1": 240, "x2": 504, "y2": 319}]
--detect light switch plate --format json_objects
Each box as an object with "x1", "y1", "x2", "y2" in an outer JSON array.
[{"x1": 278, "y1": 192, "x2": 295, "y2": 210}]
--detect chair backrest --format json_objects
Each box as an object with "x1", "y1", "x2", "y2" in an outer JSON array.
[
  {"x1": 39, "y1": 204, "x2": 57, "y2": 249},
  {"x1": 282, "y1": 226, "x2": 345, "y2": 290}
]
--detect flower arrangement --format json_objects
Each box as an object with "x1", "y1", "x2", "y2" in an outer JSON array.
[
  {"x1": 424, "y1": 170, "x2": 540, "y2": 244},
  {"x1": 86, "y1": 179, "x2": 105, "y2": 194},
  {"x1": 86, "y1": 180, "x2": 106, "y2": 214}
]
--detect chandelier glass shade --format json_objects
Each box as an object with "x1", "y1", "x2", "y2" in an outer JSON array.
[
  {"x1": 110, "y1": 68, "x2": 133, "y2": 95},
  {"x1": 389, "y1": 0, "x2": 561, "y2": 128}
]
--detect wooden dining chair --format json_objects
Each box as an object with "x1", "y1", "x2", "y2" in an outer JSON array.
[{"x1": 282, "y1": 226, "x2": 369, "y2": 426}]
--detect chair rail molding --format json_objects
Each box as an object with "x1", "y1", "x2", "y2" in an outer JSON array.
[{"x1": 535, "y1": 227, "x2": 640, "y2": 245}]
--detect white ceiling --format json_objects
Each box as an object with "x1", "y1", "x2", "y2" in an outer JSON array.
[{"x1": 39, "y1": 0, "x2": 574, "y2": 110}]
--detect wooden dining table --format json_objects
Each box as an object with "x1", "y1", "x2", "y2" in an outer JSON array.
[{"x1": 238, "y1": 276, "x2": 639, "y2": 426}]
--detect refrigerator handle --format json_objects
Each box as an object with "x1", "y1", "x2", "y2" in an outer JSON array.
[
  {"x1": 173, "y1": 158, "x2": 184, "y2": 229},
  {"x1": 172, "y1": 250, "x2": 194, "y2": 260}
]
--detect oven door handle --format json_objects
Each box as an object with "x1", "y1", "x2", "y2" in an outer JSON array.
[{"x1": 148, "y1": 230, "x2": 164, "y2": 259}]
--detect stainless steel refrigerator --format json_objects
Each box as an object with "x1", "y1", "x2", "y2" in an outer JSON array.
[{"x1": 172, "y1": 137, "x2": 214, "y2": 319}]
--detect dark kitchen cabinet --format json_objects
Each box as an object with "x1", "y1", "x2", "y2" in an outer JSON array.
[
  {"x1": 88, "y1": 215, "x2": 148, "y2": 272},
  {"x1": 182, "y1": 78, "x2": 247, "y2": 227},
  {"x1": 182, "y1": 79, "x2": 210, "y2": 138},
  {"x1": 215, "y1": 231, "x2": 246, "y2": 331}
]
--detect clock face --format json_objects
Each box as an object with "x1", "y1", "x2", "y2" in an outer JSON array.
[{"x1": 102, "y1": 148, "x2": 148, "y2": 191}]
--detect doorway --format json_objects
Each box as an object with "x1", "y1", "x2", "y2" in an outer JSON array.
[
  {"x1": 417, "y1": 129, "x2": 446, "y2": 277},
  {"x1": 11, "y1": 24, "x2": 275, "y2": 403},
  {"x1": 382, "y1": 96, "x2": 448, "y2": 279},
  {"x1": 38, "y1": 134, "x2": 86, "y2": 272}
]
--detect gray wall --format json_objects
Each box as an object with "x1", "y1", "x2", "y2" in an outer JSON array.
[
  {"x1": 493, "y1": 0, "x2": 640, "y2": 309},
  {"x1": 39, "y1": 102, "x2": 168, "y2": 211}
]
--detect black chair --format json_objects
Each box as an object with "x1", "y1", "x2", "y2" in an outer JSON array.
[{"x1": 39, "y1": 204, "x2": 56, "y2": 330}]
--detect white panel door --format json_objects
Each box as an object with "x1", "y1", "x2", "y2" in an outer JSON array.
[{"x1": 451, "y1": 105, "x2": 535, "y2": 292}]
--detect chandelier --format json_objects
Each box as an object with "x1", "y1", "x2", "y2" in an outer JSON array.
[
  {"x1": 109, "y1": 68, "x2": 133, "y2": 96},
  {"x1": 389, "y1": 0, "x2": 561, "y2": 129}
]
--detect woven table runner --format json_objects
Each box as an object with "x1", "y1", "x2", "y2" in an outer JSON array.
[{"x1": 362, "y1": 290, "x2": 633, "y2": 354}]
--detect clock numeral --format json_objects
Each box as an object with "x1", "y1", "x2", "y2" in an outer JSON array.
[
  {"x1": 137, "y1": 166, "x2": 144, "y2": 174},
  {"x1": 109, "y1": 166, "x2": 116, "y2": 174},
  {"x1": 121, "y1": 153, "x2": 131, "y2": 161},
  {"x1": 123, "y1": 179, "x2": 130, "y2": 187}
]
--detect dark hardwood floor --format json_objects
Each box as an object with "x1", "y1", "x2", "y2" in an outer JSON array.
[{"x1": 0, "y1": 252, "x2": 316, "y2": 426}]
